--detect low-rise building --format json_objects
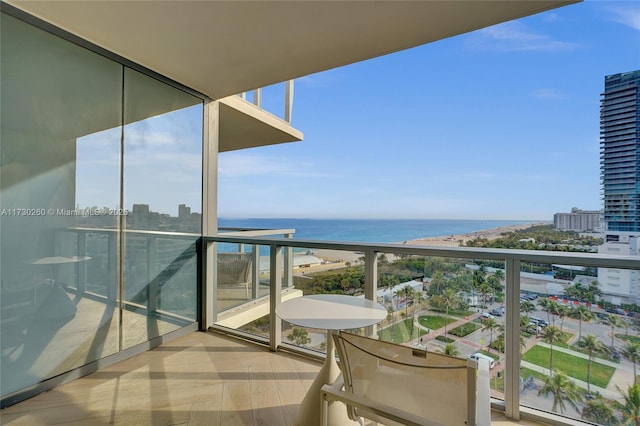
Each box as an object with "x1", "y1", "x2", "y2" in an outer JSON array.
[{"x1": 553, "y1": 207, "x2": 603, "y2": 231}]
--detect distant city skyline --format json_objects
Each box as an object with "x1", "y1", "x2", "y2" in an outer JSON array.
[{"x1": 218, "y1": 0, "x2": 640, "y2": 220}]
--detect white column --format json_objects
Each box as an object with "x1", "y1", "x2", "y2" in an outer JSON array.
[
  {"x1": 364, "y1": 248, "x2": 378, "y2": 337},
  {"x1": 505, "y1": 257, "x2": 521, "y2": 420},
  {"x1": 201, "y1": 100, "x2": 219, "y2": 330},
  {"x1": 285, "y1": 80, "x2": 294, "y2": 123},
  {"x1": 270, "y1": 245, "x2": 282, "y2": 351}
]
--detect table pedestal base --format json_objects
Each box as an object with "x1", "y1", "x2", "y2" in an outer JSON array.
[{"x1": 294, "y1": 331, "x2": 359, "y2": 426}]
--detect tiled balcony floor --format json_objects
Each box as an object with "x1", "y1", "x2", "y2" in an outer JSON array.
[{"x1": 1, "y1": 331, "x2": 542, "y2": 425}]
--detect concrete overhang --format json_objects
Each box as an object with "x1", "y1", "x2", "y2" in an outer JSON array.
[
  {"x1": 218, "y1": 96, "x2": 303, "y2": 152},
  {"x1": 5, "y1": 0, "x2": 580, "y2": 101}
]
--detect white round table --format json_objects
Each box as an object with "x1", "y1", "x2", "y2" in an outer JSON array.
[
  {"x1": 276, "y1": 294, "x2": 387, "y2": 426},
  {"x1": 31, "y1": 256, "x2": 91, "y2": 320}
]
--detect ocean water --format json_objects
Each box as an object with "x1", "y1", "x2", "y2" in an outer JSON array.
[{"x1": 218, "y1": 218, "x2": 536, "y2": 243}]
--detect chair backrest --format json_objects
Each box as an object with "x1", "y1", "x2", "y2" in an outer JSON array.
[
  {"x1": 333, "y1": 331, "x2": 483, "y2": 426},
  {"x1": 217, "y1": 252, "x2": 252, "y2": 285}
]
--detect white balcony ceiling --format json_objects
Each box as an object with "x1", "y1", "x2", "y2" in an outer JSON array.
[{"x1": 6, "y1": 0, "x2": 579, "y2": 100}]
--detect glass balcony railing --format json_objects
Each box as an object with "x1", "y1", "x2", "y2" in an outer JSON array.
[
  {"x1": 203, "y1": 233, "x2": 640, "y2": 426},
  {"x1": 238, "y1": 80, "x2": 294, "y2": 123}
]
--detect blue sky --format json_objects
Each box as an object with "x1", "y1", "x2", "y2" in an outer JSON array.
[{"x1": 220, "y1": 1, "x2": 639, "y2": 220}]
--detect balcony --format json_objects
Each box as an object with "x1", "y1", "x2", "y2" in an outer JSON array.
[
  {"x1": 202, "y1": 234, "x2": 640, "y2": 425},
  {"x1": 2, "y1": 330, "x2": 547, "y2": 425},
  {"x1": 3, "y1": 231, "x2": 640, "y2": 425}
]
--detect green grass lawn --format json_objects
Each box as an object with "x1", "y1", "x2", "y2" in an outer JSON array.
[
  {"x1": 616, "y1": 333, "x2": 640, "y2": 344},
  {"x1": 449, "y1": 322, "x2": 481, "y2": 337},
  {"x1": 548, "y1": 331, "x2": 574, "y2": 349},
  {"x1": 522, "y1": 345, "x2": 615, "y2": 388},
  {"x1": 520, "y1": 367, "x2": 549, "y2": 382},
  {"x1": 378, "y1": 318, "x2": 424, "y2": 344},
  {"x1": 418, "y1": 315, "x2": 456, "y2": 330}
]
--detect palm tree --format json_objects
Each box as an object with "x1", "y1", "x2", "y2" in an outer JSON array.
[
  {"x1": 602, "y1": 313, "x2": 623, "y2": 351},
  {"x1": 538, "y1": 371, "x2": 582, "y2": 415},
  {"x1": 622, "y1": 342, "x2": 640, "y2": 385},
  {"x1": 439, "y1": 288, "x2": 457, "y2": 337},
  {"x1": 582, "y1": 397, "x2": 618, "y2": 426},
  {"x1": 557, "y1": 305, "x2": 570, "y2": 331},
  {"x1": 472, "y1": 267, "x2": 487, "y2": 312},
  {"x1": 482, "y1": 317, "x2": 501, "y2": 352},
  {"x1": 585, "y1": 281, "x2": 602, "y2": 307},
  {"x1": 540, "y1": 299, "x2": 560, "y2": 326},
  {"x1": 617, "y1": 383, "x2": 640, "y2": 426},
  {"x1": 579, "y1": 334, "x2": 605, "y2": 394},
  {"x1": 402, "y1": 285, "x2": 415, "y2": 324},
  {"x1": 442, "y1": 342, "x2": 459, "y2": 357},
  {"x1": 572, "y1": 305, "x2": 594, "y2": 342},
  {"x1": 485, "y1": 275, "x2": 502, "y2": 303},
  {"x1": 478, "y1": 282, "x2": 492, "y2": 311},
  {"x1": 411, "y1": 291, "x2": 425, "y2": 338},
  {"x1": 520, "y1": 300, "x2": 535, "y2": 319},
  {"x1": 427, "y1": 271, "x2": 447, "y2": 296},
  {"x1": 540, "y1": 325, "x2": 563, "y2": 372}
]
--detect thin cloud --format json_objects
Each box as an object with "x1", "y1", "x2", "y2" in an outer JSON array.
[
  {"x1": 467, "y1": 21, "x2": 581, "y2": 52},
  {"x1": 219, "y1": 152, "x2": 332, "y2": 178},
  {"x1": 606, "y1": 6, "x2": 640, "y2": 31}
]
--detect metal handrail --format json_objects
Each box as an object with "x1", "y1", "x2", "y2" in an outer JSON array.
[{"x1": 202, "y1": 234, "x2": 640, "y2": 423}]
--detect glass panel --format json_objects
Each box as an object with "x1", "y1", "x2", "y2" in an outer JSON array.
[
  {"x1": 122, "y1": 68, "x2": 202, "y2": 348},
  {"x1": 518, "y1": 260, "x2": 637, "y2": 425},
  {"x1": 0, "y1": 13, "x2": 121, "y2": 397},
  {"x1": 285, "y1": 246, "x2": 369, "y2": 356}
]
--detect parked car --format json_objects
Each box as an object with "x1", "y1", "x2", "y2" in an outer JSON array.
[
  {"x1": 468, "y1": 352, "x2": 496, "y2": 369},
  {"x1": 490, "y1": 308, "x2": 503, "y2": 317},
  {"x1": 481, "y1": 312, "x2": 494, "y2": 320},
  {"x1": 529, "y1": 317, "x2": 548, "y2": 327}
]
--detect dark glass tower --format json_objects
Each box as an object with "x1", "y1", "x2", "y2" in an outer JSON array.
[{"x1": 601, "y1": 70, "x2": 640, "y2": 232}]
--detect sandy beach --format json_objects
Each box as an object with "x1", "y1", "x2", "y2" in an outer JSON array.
[
  {"x1": 404, "y1": 221, "x2": 550, "y2": 248},
  {"x1": 310, "y1": 222, "x2": 550, "y2": 265}
]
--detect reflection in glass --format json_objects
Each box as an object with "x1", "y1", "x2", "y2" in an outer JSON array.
[
  {"x1": 122, "y1": 68, "x2": 202, "y2": 348},
  {"x1": 0, "y1": 13, "x2": 121, "y2": 397},
  {"x1": 0, "y1": 13, "x2": 204, "y2": 400}
]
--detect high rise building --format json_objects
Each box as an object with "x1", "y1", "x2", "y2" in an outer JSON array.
[
  {"x1": 598, "y1": 70, "x2": 640, "y2": 304},
  {"x1": 600, "y1": 70, "x2": 640, "y2": 232}
]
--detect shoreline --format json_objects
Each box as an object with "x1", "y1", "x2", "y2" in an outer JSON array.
[
  {"x1": 403, "y1": 221, "x2": 550, "y2": 248},
  {"x1": 311, "y1": 221, "x2": 550, "y2": 264}
]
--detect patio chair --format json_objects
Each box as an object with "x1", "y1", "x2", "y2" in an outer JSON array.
[
  {"x1": 217, "y1": 252, "x2": 252, "y2": 299},
  {"x1": 321, "y1": 331, "x2": 490, "y2": 426}
]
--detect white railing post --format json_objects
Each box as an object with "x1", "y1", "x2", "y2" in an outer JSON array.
[
  {"x1": 253, "y1": 88, "x2": 262, "y2": 108},
  {"x1": 285, "y1": 80, "x2": 294, "y2": 123},
  {"x1": 77, "y1": 231, "x2": 87, "y2": 294},
  {"x1": 270, "y1": 244, "x2": 282, "y2": 351},
  {"x1": 147, "y1": 235, "x2": 158, "y2": 313},
  {"x1": 252, "y1": 244, "x2": 260, "y2": 299},
  {"x1": 505, "y1": 257, "x2": 521, "y2": 420},
  {"x1": 203, "y1": 241, "x2": 218, "y2": 329},
  {"x1": 364, "y1": 248, "x2": 378, "y2": 337},
  {"x1": 284, "y1": 233, "x2": 293, "y2": 288}
]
